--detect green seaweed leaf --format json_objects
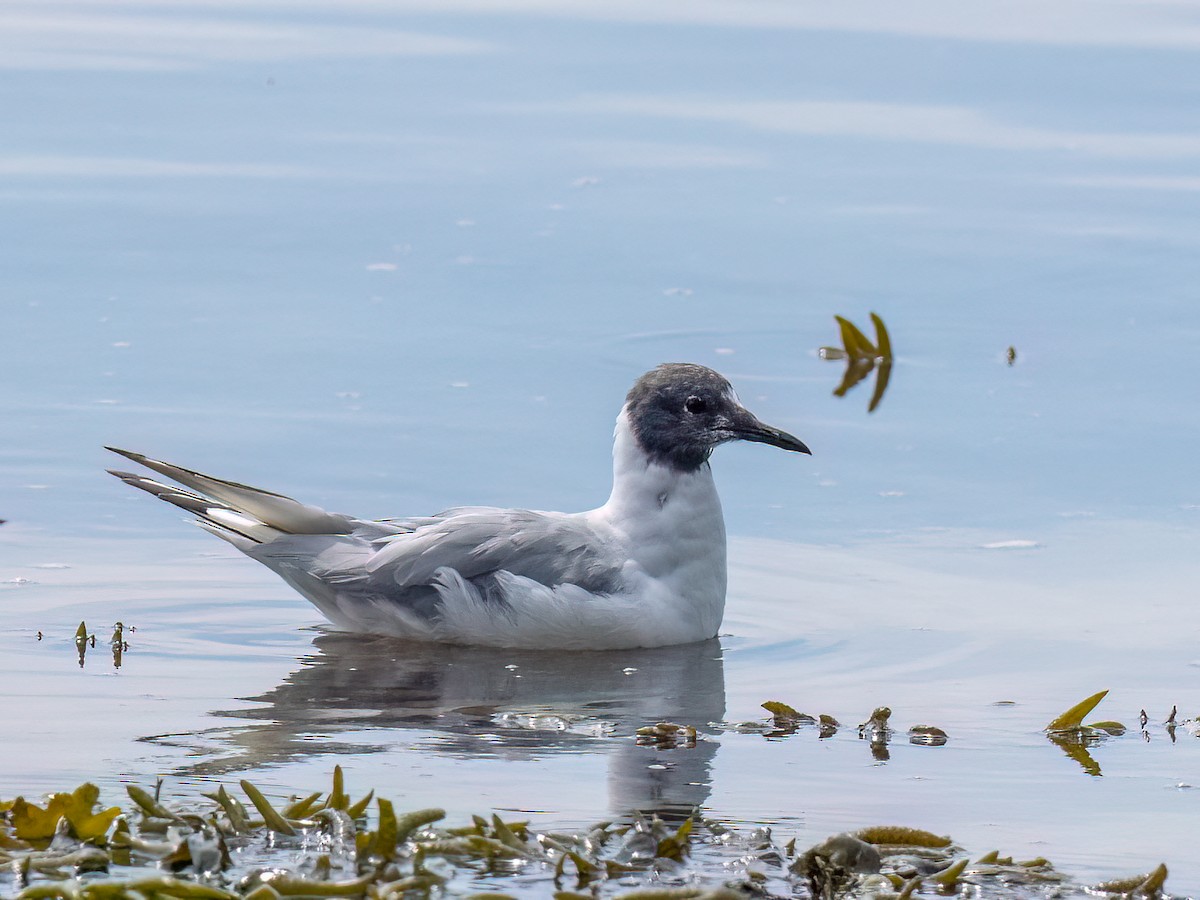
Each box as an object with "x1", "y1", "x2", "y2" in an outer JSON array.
[
  {"x1": 376, "y1": 798, "x2": 398, "y2": 860},
  {"x1": 12, "y1": 784, "x2": 122, "y2": 843},
  {"x1": 239, "y1": 781, "x2": 296, "y2": 836},
  {"x1": 346, "y1": 790, "x2": 375, "y2": 820},
  {"x1": 329, "y1": 765, "x2": 347, "y2": 811},
  {"x1": 127, "y1": 784, "x2": 183, "y2": 823},
  {"x1": 870, "y1": 312, "x2": 892, "y2": 360},
  {"x1": 835, "y1": 315, "x2": 877, "y2": 359},
  {"x1": 1096, "y1": 862, "x2": 1168, "y2": 895},
  {"x1": 857, "y1": 825, "x2": 951, "y2": 848},
  {"x1": 1046, "y1": 690, "x2": 1109, "y2": 732},
  {"x1": 655, "y1": 817, "x2": 693, "y2": 861},
  {"x1": 394, "y1": 808, "x2": 445, "y2": 843},
  {"x1": 762, "y1": 701, "x2": 803, "y2": 719},
  {"x1": 282, "y1": 792, "x2": 323, "y2": 820},
  {"x1": 204, "y1": 785, "x2": 250, "y2": 833},
  {"x1": 932, "y1": 858, "x2": 968, "y2": 889},
  {"x1": 491, "y1": 814, "x2": 531, "y2": 854}
]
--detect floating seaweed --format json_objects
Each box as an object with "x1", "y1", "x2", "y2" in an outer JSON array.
[
  {"x1": 0, "y1": 770, "x2": 1175, "y2": 900},
  {"x1": 58, "y1": 621, "x2": 132, "y2": 670},
  {"x1": 635, "y1": 722, "x2": 698, "y2": 749},
  {"x1": 1044, "y1": 691, "x2": 1128, "y2": 777},
  {"x1": 819, "y1": 313, "x2": 894, "y2": 413},
  {"x1": 907, "y1": 725, "x2": 949, "y2": 747},
  {"x1": 708, "y1": 703, "x2": 842, "y2": 741}
]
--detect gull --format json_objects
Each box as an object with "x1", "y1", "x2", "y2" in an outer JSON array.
[{"x1": 107, "y1": 363, "x2": 810, "y2": 650}]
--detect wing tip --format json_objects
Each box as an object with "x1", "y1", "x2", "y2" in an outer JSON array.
[{"x1": 105, "y1": 446, "x2": 149, "y2": 465}]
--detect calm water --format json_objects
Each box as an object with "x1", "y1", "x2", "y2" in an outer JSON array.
[{"x1": 4, "y1": 1, "x2": 1200, "y2": 893}]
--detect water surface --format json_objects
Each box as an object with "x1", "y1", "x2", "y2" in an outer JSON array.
[{"x1": 4, "y1": 1, "x2": 1200, "y2": 892}]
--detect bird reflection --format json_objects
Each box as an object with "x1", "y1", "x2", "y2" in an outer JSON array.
[{"x1": 147, "y1": 633, "x2": 726, "y2": 819}]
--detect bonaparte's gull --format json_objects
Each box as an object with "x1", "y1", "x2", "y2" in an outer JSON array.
[{"x1": 108, "y1": 363, "x2": 810, "y2": 649}]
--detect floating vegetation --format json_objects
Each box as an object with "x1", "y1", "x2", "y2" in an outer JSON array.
[
  {"x1": 727, "y1": 703, "x2": 952, "y2": 752},
  {"x1": 734, "y1": 702, "x2": 839, "y2": 740},
  {"x1": 1006, "y1": 346, "x2": 1018, "y2": 366},
  {"x1": 634, "y1": 722, "x2": 698, "y2": 749},
  {"x1": 0, "y1": 768, "x2": 1176, "y2": 900},
  {"x1": 4, "y1": 693, "x2": 1177, "y2": 896},
  {"x1": 73, "y1": 622, "x2": 89, "y2": 669},
  {"x1": 819, "y1": 313, "x2": 893, "y2": 413},
  {"x1": 787, "y1": 826, "x2": 1156, "y2": 899},
  {"x1": 1095, "y1": 863, "x2": 1169, "y2": 896},
  {"x1": 50, "y1": 621, "x2": 133, "y2": 670},
  {"x1": 1044, "y1": 690, "x2": 1128, "y2": 776},
  {"x1": 1044, "y1": 690, "x2": 1119, "y2": 733},
  {"x1": 741, "y1": 693, "x2": 1196, "y2": 774},
  {"x1": 907, "y1": 725, "x2": 949, "y2": 747},
  {"x1": 858, "y1": 706, "x2": 893, "y2": 761},
  {"x1": 857, "y1": 826, "x2": 952, "y2": 849},
  {"x1": 0, "y1": 769, "x2": 718, "y2": 899}
]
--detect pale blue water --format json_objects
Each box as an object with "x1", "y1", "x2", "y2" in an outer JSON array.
[{"x1": 4, "y1": 2, "x2": 1200, "y2": 893}]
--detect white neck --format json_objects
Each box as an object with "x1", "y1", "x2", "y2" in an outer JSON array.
[
  {"x1": 601, "y1": 408, "x2": 711, "y2": 516},
  {"x1": 585, "y1": 408, "x2": 728, "y2": 641}
]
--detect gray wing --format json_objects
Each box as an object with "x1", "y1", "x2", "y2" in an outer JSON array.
[{"x1": 364, "y1": 507, "x2": 626, "y2": 595}]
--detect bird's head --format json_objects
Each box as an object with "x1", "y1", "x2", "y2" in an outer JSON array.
[{"x1": 623, "y1": 363, "x2": 811, "y2": 472}]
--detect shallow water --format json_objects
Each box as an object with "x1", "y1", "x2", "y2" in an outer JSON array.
[{"x1": 4, "y1": 1, "x2": 1200, "y2": 894}]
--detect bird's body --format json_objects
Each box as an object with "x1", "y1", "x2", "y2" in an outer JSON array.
[{"x1": 108, "y1": 364, "x2": 809, "y2": 649}]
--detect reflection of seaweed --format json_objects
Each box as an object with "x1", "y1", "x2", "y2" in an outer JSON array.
[
  {"x1": 819, "y1": 313, "x2": 893, "y2": 412},
  {"x1": 1046, "y1": 731, "x2": 1103, "y2": 777}
]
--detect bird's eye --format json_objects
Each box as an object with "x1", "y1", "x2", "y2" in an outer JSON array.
[{"x1": 685, "y1": 396, "x2": 707, "y2": 414}]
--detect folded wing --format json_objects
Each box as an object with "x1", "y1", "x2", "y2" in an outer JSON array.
[{"x1": 366, "y1": 508, "x2": 626, "y2": 595}]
